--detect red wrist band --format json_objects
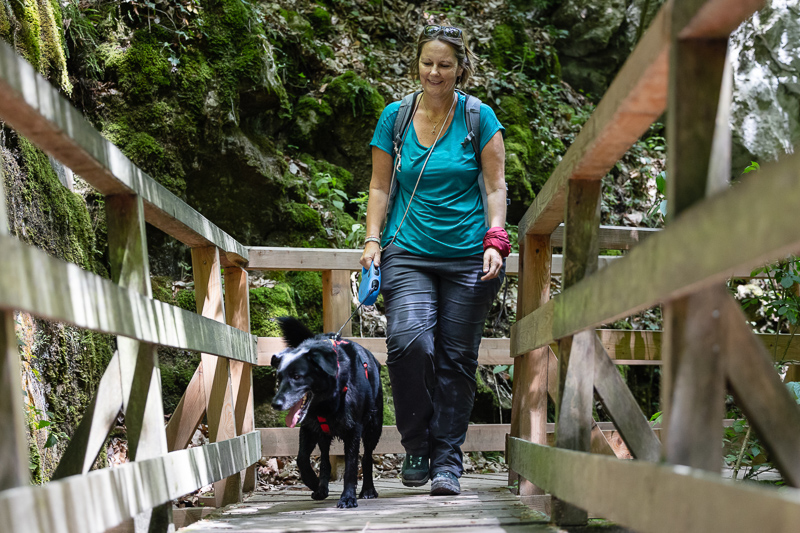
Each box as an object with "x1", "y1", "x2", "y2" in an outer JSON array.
[{"x1": 483, "y1": 227, "x2": 510, "y2": 258}]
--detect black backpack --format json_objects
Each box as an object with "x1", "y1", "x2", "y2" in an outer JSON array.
[{"x1": 386, "y1": 89, "x2": 491, "y2": 225}]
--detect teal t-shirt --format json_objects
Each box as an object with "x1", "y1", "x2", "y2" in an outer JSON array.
[{"x1": 370, "y1": 93, "x2": 504, "y2": 258}]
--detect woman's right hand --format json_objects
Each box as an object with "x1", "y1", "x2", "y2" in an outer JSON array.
[{"x1": 360, "y1": 241, "x2": 381, "y2": 269}]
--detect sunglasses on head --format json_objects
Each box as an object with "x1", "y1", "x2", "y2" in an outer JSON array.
[{"x1": 423, "y1": 25, "x2": 462, "y2": 38}]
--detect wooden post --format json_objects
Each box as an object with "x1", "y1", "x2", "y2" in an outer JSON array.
[
  {"x1": 224, "y1": 267, "x2": 255, "y2": 494},
  {"x1": 323, "y1": 270, "x2": 352, "y2": 335},
  {"x1": 0, "y1": 164, "x2": 28, "y2": 491},
  {"x1": 509, "y1": 234, "x2": 551, "y2": 498},
  {"x1": 192, "y1": 246, "x2": 239, "y2": 507},
  {"x1": 552, "y1": 178, "x2": 602, "y2": 526},
  {"x1": 661, "y1": 1, "x2": 730, "y2": 471},
  {"x1": 323, "y1": 269, "x2": 351, "y2": 479},
  {"x1": 107, "y1": 194, "x2": 171, "y2": 531}
]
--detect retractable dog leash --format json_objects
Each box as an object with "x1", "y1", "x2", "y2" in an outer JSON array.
[{"x1": 335, "y1": 262, "x2": 381, "y2": 338}]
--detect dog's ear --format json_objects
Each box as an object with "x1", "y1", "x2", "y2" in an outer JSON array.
[
  {"x1": 271, "y1": 352, "x2": 284, "y2": 368},
  {"x1": 277, "y1": 316, "x2": 315, "y2": 348},
  {"x1": 310, "y1": 348, "x2": 338, "y2": 378}
]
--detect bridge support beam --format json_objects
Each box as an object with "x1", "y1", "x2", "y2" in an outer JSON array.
[{"x1": 509, "y1": 234, "x2": 551, "y2": 498}]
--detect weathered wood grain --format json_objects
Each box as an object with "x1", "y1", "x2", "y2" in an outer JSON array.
[
  {"x1": 225, "y1": 267, "x2": 256, "y2": 493},
  {"x1": 510, "y1": 148, "x2": 800, "y2": 354},
  {"x1": 245, "y1": 247, "x2": 634, "y2": 278},
  {"x1": 517, "y1": 2, "x2": 670, "y2": 238},
  {"x1": 0, "y1": 41, "x2": 247, "y2": 267},
  {"x1": 0, "y1": 432, "x2": 261, "y2": 533},
  {"x1": 592, "y1": 334, "x2": 660, "y2": 462},
  {"x1": 260, "y1": 425, "x2": 511, "y2": 456},
  {"x1": 322, "y1": 270, "x2": 352, "y2": 336},
  {"x1": 259, "y1": 331, "x2": 800, "y2": 367},
  {"x1": 551, "y1": 176, "x2": 603, "y2": 526},
  {"x1": 662, "y1": 287, "x2": 728, "y2": 471},
  {"x1": 508, "y1": 436, "x2": 800, "y2": 533},
  {"x1": 509, "y1": 235, "x2": 550, "y2": 496},
  {"x1": 192, "y1": 246, "x2": 240, "y2": 507},
  {"x1": 0, "y1": 233, "x2": 257, "y2": 363},
  {"x1": 676, "y1": 0, "x2": 765, "y2": 39},
  {"x1": 106, "y1": 195, "x2": 168, "y2": 464},
  {"x1": 723, "y1": 294, "x2": 800, "y2": 488},
  {"x1": 661, "y1": 16, "x2": 729, "y2": 472},
  {"x1": 550, "y1": 224, "x2": 660, "y2": 250}
]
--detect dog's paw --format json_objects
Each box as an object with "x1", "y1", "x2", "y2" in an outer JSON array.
[
  {"x1": 359, "y1": 487, "x2": 379, "y2": 499},
  {"x1": 336, "y1": 496, "x2": 358, "y2": 509},
  {"x1": 311, "y1": 487, "x2": 329, "y2": 500}
]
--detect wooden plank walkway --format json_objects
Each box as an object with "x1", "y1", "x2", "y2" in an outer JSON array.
[{"x1": 178, "y1": 474, "x2": 561, "y2": 532}]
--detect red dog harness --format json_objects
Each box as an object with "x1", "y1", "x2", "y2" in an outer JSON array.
[{"x1": 317, "y1": 338, "x2": 370, "y2": 434}]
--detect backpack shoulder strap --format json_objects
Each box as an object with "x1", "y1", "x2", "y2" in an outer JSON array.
[
  {"x1": 392, "y1": 91, "x2": 420, "y2": 158},
  {"x1": 459, "y1": 91, "x2": 483, "y2": 167},
  {"x1": 458, "y1": 91, "x2": 490, "y2": 225}
]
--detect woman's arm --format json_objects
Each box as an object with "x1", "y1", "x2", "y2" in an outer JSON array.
[
  {"x1": 360, "y1": 147, "x2": 394, "y2": 268},
  {"x1": 479, "y1": 131, "x2": 506, "y2": 281}
]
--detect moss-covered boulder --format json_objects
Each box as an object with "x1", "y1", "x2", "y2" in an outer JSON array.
[
  {"x1": 0, "y1": 0, "x2": 71, "y2": 92},
  {"x1": 292, "y1": 71, "x2": 385, "y2": 193}
]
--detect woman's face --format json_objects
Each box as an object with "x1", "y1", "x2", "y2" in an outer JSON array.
[{"x1": 418, "y1": 40, "x2": 463, "y2": 98}]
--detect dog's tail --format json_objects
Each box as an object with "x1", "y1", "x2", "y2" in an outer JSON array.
[{"x1": 277, "y1": 316, "x2": 315, "y2": 348}]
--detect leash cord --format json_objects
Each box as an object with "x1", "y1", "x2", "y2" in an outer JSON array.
[{"x1": 335, "y1": 285, "x2": 379, "y2": 339}]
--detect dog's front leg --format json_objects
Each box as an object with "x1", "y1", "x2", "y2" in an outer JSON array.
[
  {"x1": 297, "y1": 427, "x2": 322, "y2": 496},
  {"x1": 337, "y1": 431, "x2": 361, "y2": 508},
  {"x1": 313, "y1": 437, "x2": 332, "y2": 501}
]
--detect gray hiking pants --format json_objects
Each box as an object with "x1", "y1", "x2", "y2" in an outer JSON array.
[{"x1": 380, "y1": 244, "x2": 504, "y2": 477}]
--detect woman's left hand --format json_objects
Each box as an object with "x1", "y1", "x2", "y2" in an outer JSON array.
[{"x1": 481, "y1": 247, "x2": 503, "y2": 281}]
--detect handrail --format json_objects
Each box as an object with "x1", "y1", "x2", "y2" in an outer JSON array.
[
  {"x1": 0, "y1": 41, "x2": 247, "y2": 267},
  {"x1": 508, "y1": 437, "x2": 800, "y2": 533},
  {"x1": 0, "y1": 29, "x2": 260, "y2": 533},
  {"x1": 0, "y1": 233, "x2": 257, "y2": 363},
  {"x1": 516, "y1": 3, "x2": 670, "y2": 238},
  {"x1": 260, "y1": 330, "x2": 800, "y2": 367},
  {"x1": 511, "y1": 149, "x2": 800, "y2": 355},
  {"x1": 0, "y1": 431, "x2": 260, "y2": 533},
  {"x1": 505, "y1": 0, "x2": 800, "y2": 530},
  {"x1": 245, "y1": 246, "x2": 623, "y2": 275}
]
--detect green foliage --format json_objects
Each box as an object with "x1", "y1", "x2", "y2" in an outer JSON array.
[
  {"x1": 743, "y1": 161, "x2": 760, "y2": 174},
  {"x1": 326, "y1": 70, "x2": 385, "y2": 120},
  {"x1": 308, "y1": 6, "x2": 332, "y2": 35},
  {"x1": 743, "y1": 258, "x2": 800, "y2": 340},
  {"x1": 250, "y1": 285, "x2": 298, "y2": 337}
]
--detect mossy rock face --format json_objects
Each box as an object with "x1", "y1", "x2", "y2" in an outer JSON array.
[
  {"x1": 290, "y1": 96, "x2": 333, "y2": 150},
  {"x1": 295, "y1": 71, "x2": 385, "y2": 193},
  {"x1": 250, "y1": 284, "x2": 298, "y2": 337},
  {"x1": 4, "y1": 138, "x2": 106, "y2": 276},
  {"x1": 287, "y1": 271, "x2": 324, "y2": 334},
  {"x1": 2, "y1": 0, "x2": 70, "y2": 92},
  {"x1": 308, "y1": 6, "x2": 333, "y2": 35}
]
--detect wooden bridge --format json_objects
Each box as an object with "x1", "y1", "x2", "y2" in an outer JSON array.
[{"x1": 2, "y1": 0, "x2": 800, "y2": 531}]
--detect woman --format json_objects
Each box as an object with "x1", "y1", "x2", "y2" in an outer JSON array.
[{"x1": 360, "y1": 25, "x2": 509, "y2": 496}]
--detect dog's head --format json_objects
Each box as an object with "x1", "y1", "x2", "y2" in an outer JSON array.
[{"x1": 271, "y1": 318, "x2": 339, "y2": 428}]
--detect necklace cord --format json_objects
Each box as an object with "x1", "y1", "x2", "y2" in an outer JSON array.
[{"x1": 382, "y1": 92, "x2": 457, "y2": 252}]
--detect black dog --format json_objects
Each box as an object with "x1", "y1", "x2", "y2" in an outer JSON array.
[{"x1": 271, "y1": 317, "x2": 383, "y2": 508}]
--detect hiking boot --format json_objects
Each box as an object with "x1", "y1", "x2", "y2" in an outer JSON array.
[
  {"x1": 430, "y1": 471, "x2": 460, "y2": 496},
  {"x1": 401, "y1": 454, "x2": 430, "y2": 487}
]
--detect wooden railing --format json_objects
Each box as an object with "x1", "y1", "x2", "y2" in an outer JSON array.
[
  {"x1": 507, "y1": 0, "x2": 800, "y2": 531},
  {"x1": 0, "y1": 40, "x2": 260, "y2": 532}
]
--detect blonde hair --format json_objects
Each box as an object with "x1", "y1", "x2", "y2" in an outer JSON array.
[{"x1": 410, "y1": 26, "x2": 476, "y2": 88}]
